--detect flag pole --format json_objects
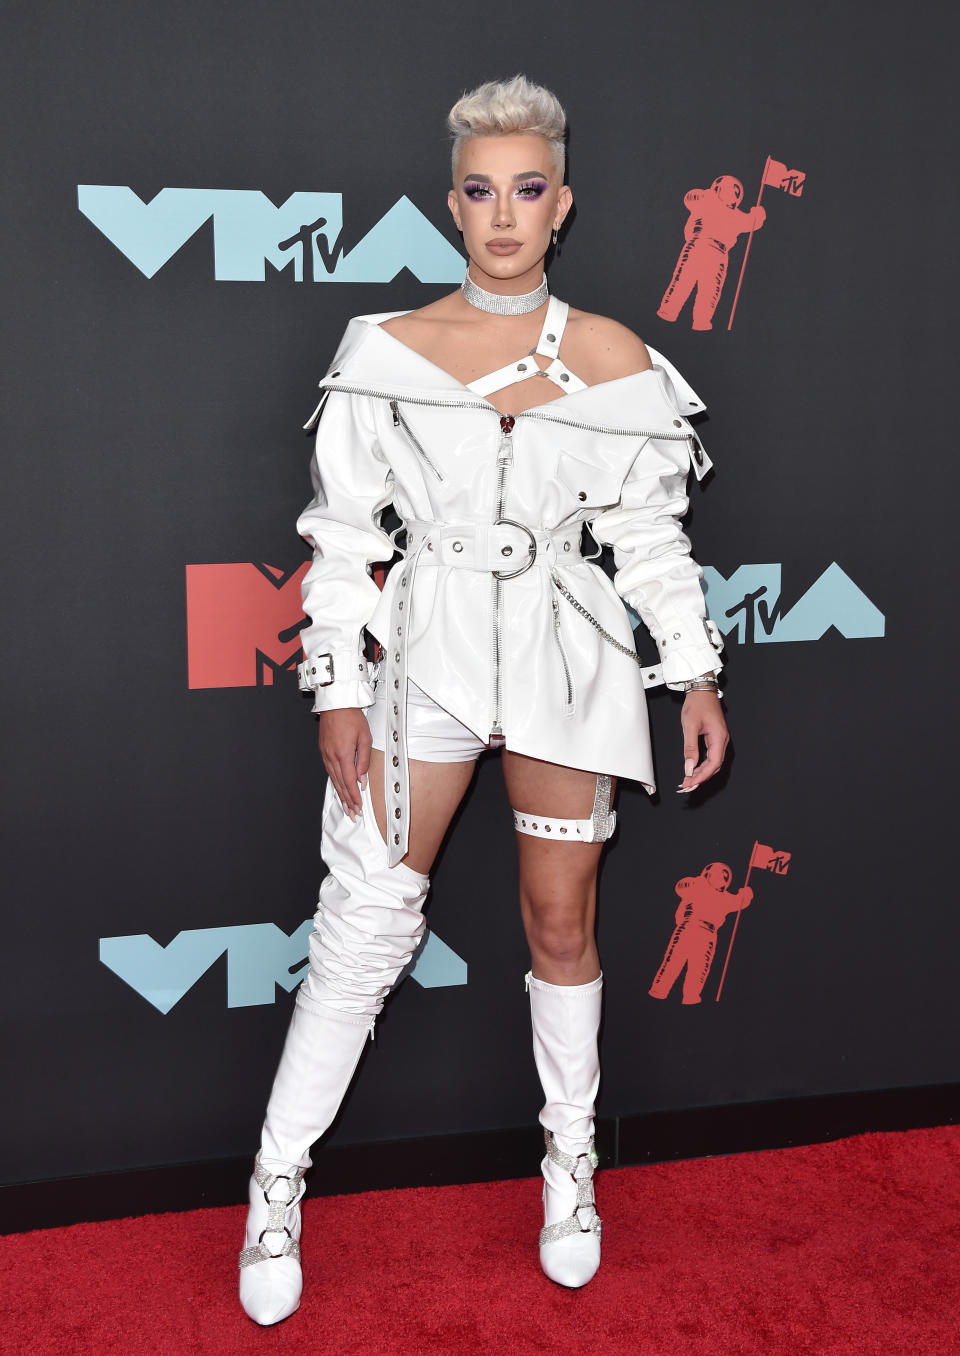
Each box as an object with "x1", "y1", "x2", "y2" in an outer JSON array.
[
  {"x1": 726, "y1": 157, "x2": 770, "y2": 332},
  {"x1": 714, "y1": 841, "x2": 757, "y2": 1001}
]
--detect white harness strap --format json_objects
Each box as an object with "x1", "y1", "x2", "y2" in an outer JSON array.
[
  {"x1": 512, "y1": 774, "x2": 616, "y2": 844},
  {"x1": 465, "y1": 296, "x2": 589, "y2": 397}
]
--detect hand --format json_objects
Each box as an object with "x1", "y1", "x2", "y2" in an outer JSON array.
[
  {"x1": 317, "y1": 709, "x2": 372, "y2": 821},
  {"x1": 677, "y1": 691, "x2": 729, "y2": 793}
]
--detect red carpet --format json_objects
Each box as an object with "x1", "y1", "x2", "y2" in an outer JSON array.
[{"x1": 2, "y1": 1125, "x2": 959, "y2": 1356}]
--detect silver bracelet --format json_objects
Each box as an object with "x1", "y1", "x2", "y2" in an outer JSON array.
[{"x1": 680, "y1": 677, "x2": 724, "y2": 698}]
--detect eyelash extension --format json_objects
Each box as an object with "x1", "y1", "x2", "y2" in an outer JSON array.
[{"x1": 462, "y1": 181, "x2": 548, "y2": 200}]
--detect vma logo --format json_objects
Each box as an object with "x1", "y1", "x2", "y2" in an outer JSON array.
[
  {"x1": 78, "y1": 187, "x2": 464, "y2": 283},
  {"x1": 702, "y1": 563, "x2": 884, "y2": 644},
  {"x1": 186, "y1": 562, "x2": 309, "y2": 689},
  {"x1": 99, "y1": 922, "x2": 467, "y2": 1014}
]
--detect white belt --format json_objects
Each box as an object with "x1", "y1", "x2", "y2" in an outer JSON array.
[{"x1": 382, "y1": 520, "x2": 583, "y2": 867}]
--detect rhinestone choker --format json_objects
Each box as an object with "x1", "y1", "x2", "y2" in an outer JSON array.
[{"x1": 461, "y1": 271, "x2": 548, "y2": 315}]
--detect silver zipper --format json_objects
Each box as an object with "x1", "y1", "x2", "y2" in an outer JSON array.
[
  {"x1": 551, "y1": 572, "x2": 644, "y2": 668},
  {"x1": 320, "y1": 382, "x2": 690, "y2": 442},
  {"x1": 551, "y1": 592, "x2": 575, "y2": 711},
  {"x1": 389, "y1": 401, "x2": 445, "y2": 481},
  {"x1": 490, "y1": 415, "x2": 515, "y2": 737}
]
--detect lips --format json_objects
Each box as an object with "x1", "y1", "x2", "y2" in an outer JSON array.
[{"x1": 486, "y1": 239, "x2": 523, "y2": 254}]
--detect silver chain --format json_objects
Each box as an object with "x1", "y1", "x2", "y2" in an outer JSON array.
[{"x1": 551, "y1": 574, "x2": 644, "y2": 668}]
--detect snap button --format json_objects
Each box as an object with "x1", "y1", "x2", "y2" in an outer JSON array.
[
  {"x1": 560, "y1": 373, "x2": 569, "y2": 382},
  {"x1": 518, "y1": 363, "x2": 528, "y2": 372},
  {"x1": 673, "y1": 419, "x2": 682, "y2": 427},
  {"x1": 453, "y1": 541, "x2": 463, "y2": 553},
  {"x1": 546, "y1": 333, "x2": 556, "y2": 343},
  {"x1": 578, "y1": 491, "x2": 587, "y2": 501},
  {"x1": 501, "y1": 545, "x2": 513, "y2": 556}
]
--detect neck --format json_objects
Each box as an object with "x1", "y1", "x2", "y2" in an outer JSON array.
[{"x1": 466, "y1": 260, "x2": 546, "y2": 296}]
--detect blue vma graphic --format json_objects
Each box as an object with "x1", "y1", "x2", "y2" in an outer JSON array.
[
  {"x1": 77, "y1": 187, "x2": 465, "y2": 282},
  {"x1": 100, "y1": 923, "x2": 466, "y2": 1014}
]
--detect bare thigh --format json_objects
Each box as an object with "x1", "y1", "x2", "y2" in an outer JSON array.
[
  {"x1": 502, "y1": 750, "x2": 616, "y2": 984},
  {"x1": 369, "y1": 748, "x2": 476, "y2": 875}
]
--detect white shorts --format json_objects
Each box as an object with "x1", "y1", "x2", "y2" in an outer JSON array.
[{"x1": 365, "y1": 678, "x2": 490, "y2": 763}]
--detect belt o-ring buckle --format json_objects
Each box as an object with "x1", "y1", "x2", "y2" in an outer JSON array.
[{"x1": 492, "y1": 518, "x2": 538, "y2": 579}]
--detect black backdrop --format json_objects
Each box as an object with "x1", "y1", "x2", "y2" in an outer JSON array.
[{"x1": 3, "y1": 0, "x2": 958, "y2": 1188}]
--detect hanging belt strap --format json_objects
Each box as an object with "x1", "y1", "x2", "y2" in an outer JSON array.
[{"x1": 383, "y1": 519, "x2": 582, "y2": 867}]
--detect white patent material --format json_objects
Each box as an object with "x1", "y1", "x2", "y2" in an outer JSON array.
[{"x1": 296, "y1": 304, "x2": 721, "y2": 866}]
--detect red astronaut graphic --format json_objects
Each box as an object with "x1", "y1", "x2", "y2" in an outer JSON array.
[
  {"x1": 650, "y1": 842, "x2": 792, "y2": 1004},
  {"x1": 649, "y1": 862, "x2": 753, "y2": 1004},
  {"x1": 657, "y1": 177, "x2": 766, "y2": 332}
]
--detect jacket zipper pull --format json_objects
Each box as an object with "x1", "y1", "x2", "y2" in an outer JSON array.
[
  {"x1": 497, "y1": 414, "x2": 516, "y2": 466},
  {"x1": 391, "y1": 400, "x2": 400, "y2": 427}
]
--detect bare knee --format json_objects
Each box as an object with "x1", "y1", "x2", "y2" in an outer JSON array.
[{"x1": 522, "y1": 891, "x2": 596, "y2": 973}]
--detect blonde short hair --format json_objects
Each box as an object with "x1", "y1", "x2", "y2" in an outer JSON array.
[{"x1": 447, "y1": 75, "x2": 567, "y2": 181}]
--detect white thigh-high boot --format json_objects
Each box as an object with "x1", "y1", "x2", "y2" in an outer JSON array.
[
  {"x1": 526, "y1": 970, "x2": 603, "y2": 1288},
  {"x1": 239, "y1": 779, "x2": 430, "y2": 1326}
]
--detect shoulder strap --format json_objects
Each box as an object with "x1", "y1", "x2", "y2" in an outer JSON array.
[{"x1": 535, "y1": 296, "x2": 569, "y2": 359}]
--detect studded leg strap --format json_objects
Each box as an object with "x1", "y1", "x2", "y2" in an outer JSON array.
[{"x1": 512, "y1": 774, "x2": 616, "y2": 843}]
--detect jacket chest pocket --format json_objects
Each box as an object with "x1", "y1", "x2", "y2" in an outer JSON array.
[{"x1": 556, "y1": 451, "x2": 627, "y2": 511}]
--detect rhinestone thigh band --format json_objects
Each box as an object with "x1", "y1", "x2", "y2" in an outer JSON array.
[{"x1": 512, "y1": 774, "x2": 616, "y2": 843}]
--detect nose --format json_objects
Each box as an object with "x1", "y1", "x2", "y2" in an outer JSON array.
[{"x1": 492, "y1": 189, "x2": 516, "y2": 229}]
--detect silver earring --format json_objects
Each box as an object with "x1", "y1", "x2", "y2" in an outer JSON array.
[{"x1": 552, "y1": 225, "x2": 559, "y2": 246}]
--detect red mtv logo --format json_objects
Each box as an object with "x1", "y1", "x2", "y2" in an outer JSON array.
[{"x1": 185, "y1": 562, "x2": 310, "y2": 689}]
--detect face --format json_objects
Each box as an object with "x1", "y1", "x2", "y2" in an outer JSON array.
[
  {"x1": 712, "y1": 175, "x2": 744, "y2": 207},
  {"x1": 448, "y1": 134, "x2": 572, "y2": 288},
  {"x1": 705, "y1": 863, "x2": 732, "y2": 889}
]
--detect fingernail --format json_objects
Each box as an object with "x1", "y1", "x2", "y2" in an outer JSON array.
[
  {"x1": 360, "y1": 773, "x2": 368, "y2": 790},
  {"x1": 684, "y1": 759, "x2": 695, "y2": 777}
]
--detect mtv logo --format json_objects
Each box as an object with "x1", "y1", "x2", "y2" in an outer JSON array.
[
  {"x1": 185, "y1": 562, "x2": 309, "y2": 689},
  {"x1": 99, "y1": 922, "x2": 467, "y2": 1013},
  {"x1": 702, "y1": 563, "x2": 885, "y2": 644}
]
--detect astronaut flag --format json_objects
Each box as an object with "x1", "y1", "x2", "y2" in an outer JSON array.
[
  {"x1": 748, "y1": 842, "x2": 792, "y2": 875},
  {"x1": 727, "y1": 155, "x2": 806, "y2": 330},
  {"x1": 761, "y1": 158, "x2": 806, "y2": 197}
]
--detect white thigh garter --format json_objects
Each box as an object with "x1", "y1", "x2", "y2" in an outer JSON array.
[{"x1": 512, "y1": 774, "x2": 616, "y2": 844}]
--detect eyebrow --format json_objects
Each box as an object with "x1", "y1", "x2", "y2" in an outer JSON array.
[{"x1": 460, "y1": 171, "x2": 549, "y2": 183}]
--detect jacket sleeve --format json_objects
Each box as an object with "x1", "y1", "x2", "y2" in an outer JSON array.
[
  {"x1": 296, "y1": 389, "x2": 396, "y2": 713},
  {"x1": 591, "y1": 430, "x2": 723, "y2": 688}
]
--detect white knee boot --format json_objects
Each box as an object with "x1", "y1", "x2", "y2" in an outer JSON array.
[
  {"x1": 526, "y1": 970, "x2": 603, "y2": 1289},
  {"x1": 239, "y1": 779, "x2": 430, "y2": 1326}
]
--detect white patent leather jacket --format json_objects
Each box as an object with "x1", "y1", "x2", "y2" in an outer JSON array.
[{"x1": 296, "y1": 307, "x2": 723, "y2": 866}]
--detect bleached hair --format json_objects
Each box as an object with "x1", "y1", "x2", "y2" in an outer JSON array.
[{"x1": 447, "y1": 75, "x2": 567, "y2": 181}]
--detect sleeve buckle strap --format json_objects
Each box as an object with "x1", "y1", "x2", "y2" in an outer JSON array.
[{"x1": 296, "y1": 650, "x2": 370, "y2": 693}]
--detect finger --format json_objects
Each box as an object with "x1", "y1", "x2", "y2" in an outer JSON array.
[
  {"x1": 680, "y1": 727, "x2": 728, "y2": 790},
  {"x1": 336, "y1": 753, "x2": 364, "y2": 817},
  {"x1": 355, "y1": 729, "x2": 372, "y2": 788}
]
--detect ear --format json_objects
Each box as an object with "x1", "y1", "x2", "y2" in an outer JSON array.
[
  {"x1": 447, "y1": 189, "x2": 462, "y2": 233},
  {"x1": 555, "y1": 183, "x2": 573, "y2": 227}
]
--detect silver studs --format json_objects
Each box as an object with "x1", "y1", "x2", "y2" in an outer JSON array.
[
  {"x1": 673, "y1": 419, "x2": 682, "y2": 427},
  {"x1": 560, "y1": 373, "x2": 569, "y2": 383},
  {"x1": 546, "y1": 333, "x2": 556, "y2": 343},
  {"x1": 518, "y1": 363, "x2": 528, "y2": 372},
  {"x1": 452, "y1": 541, "x2": 463, "y2": 552},
  {"x1": 501, "y1": 545, "x2": 513, "y2": 557}
]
